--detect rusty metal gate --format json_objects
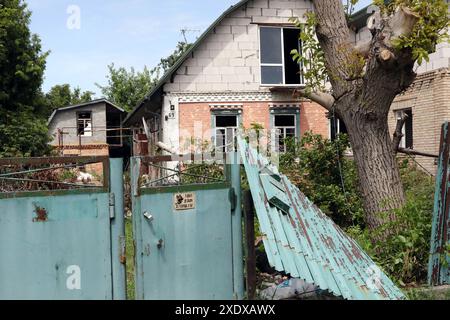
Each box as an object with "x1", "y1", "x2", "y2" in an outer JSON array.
[
  {"x1": 131, "y1": 154, "x2": 244, "y2": 300},
  {"x1": 0, "y1": 157, "x2": 126, "y2": 300}
]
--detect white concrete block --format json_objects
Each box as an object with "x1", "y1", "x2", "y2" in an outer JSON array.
[
  {"x1": 262, "y1": 8, "x2": 277, "y2": 17},
  {"x1": 215, "y1": 25, "x2": 232, "y2": 34},
  {"x1": 246, "y1": 7, "x2": 262, "y2": 17},
  {"x1": 163, "y1": 83, "x2": 180, "y2": 92},
  {"x1": 206, "y1": 42, "x2": 223, "y2": 50},
  {"x1": 209, "y1": 33, "x2": 233, "y2": 43},
  {"x1": 204, "y1": 75, "x2": 222, "y2": 83},
  {"x1": 238, "y1": 42, "x2": 256, "y2": 50},
  {"x1": 294, "y1": 0, "x2": 313, "y2": 9},
  {"x1": 252, "y1": 16, "x2": 289, "y2": 24},
  {"x1": 222, "y1": 17, "x2": 252, "y2": 26},
  {"x1": 230, "y1": 58, "x2": 246, "y2": 67},
  {"x1": 194, "y1": 50, "x2": 211, "y2": 59},
  {"x1": 433, "y1": 58, "x2": 450, "y2": 70},
  {"x1": 245, "y1": 57, "x2": 260, "y2": 67},
  {"x1": 187, "y1": 66, "x2": 203, "y2": 75},
  {"x1": 203, "y1": 66, "x2": 221, "y2": 74},
  {"x1": 234, "y1": 66, "x2": 252, "y2": 74},
  {"x1": 277, "y1": 9, "x2": 293, "y2": 17},
  {"x1": 196, "y1": 83, "x2": 214, "y2": 91},
  {"x1": 212, "y1": 83, "x2": 229, "y2": 91},
  {"x1": 292, "y1": 9, "x2": 308, "y2": 19},
  {"x1": 179, "y1": 82, "x2": 197, "y2": 91},
  {"x1": 196, "y1": 58, "x2": 213, "y2": 67},
  {"x1": 248, "y1": 0, "x2": 268, "y2": 9},
  {"x1": 269, "y1": 0, "x2": 294, "y2": 9},
  {"x1": 219, "y1": 66, "x2": 236, "y2": 75},
  {"x1": 232, "y1": 25, "x2": 247, "y2": 35},
  {"x1": 228, "y1": 83, "x2": 246, "y2": 91},
  {"x1": 212, "y1": 58, "x2": 230, "y2": 67}
]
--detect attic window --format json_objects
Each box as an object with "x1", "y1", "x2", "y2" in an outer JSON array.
[
  {"x1": 77, "y1": 111, "x2": 92, "y2": 137},
  {"x1": 260, "y1": 27, "x2": 303, "y2": 86}
]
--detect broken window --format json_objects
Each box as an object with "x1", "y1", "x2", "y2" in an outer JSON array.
[
  {"x1": 260, "y1": 27, "x2": 303, "y2": 85},
  {"x1": 214, "y1": 115, "x2": 238, "y2": 153},
  {"x1": 77, "y1": 111, "x2": 92, "y2": 137},
  {"x1": 274, "y1": 114, "x2": 297, "y2": 153},
  {"x1": 395, "y1": 109, "x2": 413, "y2": 149}
]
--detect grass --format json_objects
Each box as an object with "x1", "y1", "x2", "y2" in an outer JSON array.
[
  {"x1": 125, "y1": 218, "x2": 135, "y2": 300},
  {"x1": 406, "y1": 286, "x2": 450, "y2": 300}
]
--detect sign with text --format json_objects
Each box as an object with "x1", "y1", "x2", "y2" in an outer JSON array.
[{"x1": 173, "y1": 192, "x2": 196, "y2": 211}]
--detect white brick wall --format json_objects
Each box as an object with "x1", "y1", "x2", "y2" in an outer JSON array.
[{"x1": 163, "y1": 0, "x2": 312, "y2": 94}]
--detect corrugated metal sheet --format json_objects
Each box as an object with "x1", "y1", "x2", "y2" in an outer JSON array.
[
  {"x1": 428, "y1": 122, "x2": 450, "y2": 286},
  {"x1": 238, "y1": 137, "x2": 405, "y2": 300}
]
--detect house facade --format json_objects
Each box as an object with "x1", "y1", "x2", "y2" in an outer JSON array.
[
  {"x1": 124, "y1": 0, "x2": 450, "y2": 175},
  {"x1": 48, "y1": 99, "x2": 128, "y2": 157}
]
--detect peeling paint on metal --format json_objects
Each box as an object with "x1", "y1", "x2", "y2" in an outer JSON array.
[
  {"x1": 238, "y1": 137, "x2": 406, "y2": 300},
  {"x1": 428, "y1": 122, "x2": 450, "y2": 286}
]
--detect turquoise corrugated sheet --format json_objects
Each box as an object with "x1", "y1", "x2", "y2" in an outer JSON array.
[{"x1": 238, "y1": 137, "x2": 405, "y2": 300}]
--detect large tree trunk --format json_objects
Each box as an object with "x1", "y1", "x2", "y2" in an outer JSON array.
[
  {"x1": 340, "y1": 105, "x2": 405, "y2": 231},
  {"x1": 309, "y1": 0, "x2": 420, "y2": 239}
]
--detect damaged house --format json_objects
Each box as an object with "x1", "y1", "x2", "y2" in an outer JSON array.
[{"x1": 123, "y1": 0, "x2": 450, "y2": 175}]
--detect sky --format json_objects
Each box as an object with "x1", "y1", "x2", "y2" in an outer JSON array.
[{"x1": 27, "y1": 0, "x2": 372, "y2": 96}]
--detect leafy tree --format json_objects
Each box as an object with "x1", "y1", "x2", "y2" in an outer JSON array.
[
  {"x1": 290, "y1": 0, "x2": 449, "y2": 239},
  {"x1": 39, "y1": 84, "x2": 94, "y2": 118},
  {"x1": 97, "y1": 41, "x2": 192, "y2": 112},
  {"x1": 0, "y1": 0, "x2": 50, "y2": 157}
]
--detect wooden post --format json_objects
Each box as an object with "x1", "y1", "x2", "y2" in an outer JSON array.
[
  {"x1": 244, "y1": 190, "x2": 256, "y2": 300},
  {"x1": 136, "y1": 133, "x2": 149, "y2": 176}
]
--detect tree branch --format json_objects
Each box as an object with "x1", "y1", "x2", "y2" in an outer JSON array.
[
  {"x1": 384, "y1": 6, "x2": 420, "y2": 47},
  {"x1": 293, "y1": 88, "x2": 335, "y2": 111}
]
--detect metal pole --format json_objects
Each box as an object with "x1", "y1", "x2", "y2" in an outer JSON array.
[
  {"x1": 230, "y1": 152, "x2": 244, "y2": 300},
  {"x1": 244, "y1": 189, "x2": 256, "y2": 300},
  {"x1": 110, "y1": 158, "x2": 127, "y2": 300}
]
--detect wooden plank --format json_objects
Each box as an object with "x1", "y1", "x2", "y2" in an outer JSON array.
[{"x1": 243, "y1": 190, "x2": 256, "y2": 300}]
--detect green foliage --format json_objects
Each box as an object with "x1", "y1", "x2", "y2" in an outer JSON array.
[
  {"x1": 96, "y1": 64, "x2": 158, "y2": 112},
  {"x1": 290, "y1": 13, "x2": 327, "y2": 93},
  {"x1": 375, "y1": 0, "x2": 450, "y2": 65},
  {"x1": 39, "y1": 84, "x2": 94, "y2": 118},
  {"x1": 0, "y1": 0, "x2": 50, "y2": 157},
  {"x1": 0, "y1": 108, "x2": 51, "y2": 157},
  {"x1": 279, "y1": 132, "x2": 365, "y2": 228},
  {"x1": 347, "y1": 159, "x2": 435, "y2": 286},
  {"x1": 97, "y1": 42, "x2": 192, "y2": 112}
]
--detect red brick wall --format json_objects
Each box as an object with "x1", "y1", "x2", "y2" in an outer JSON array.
[{"x1": 178, "y1": 101, "x2": 329, "y2": 151}]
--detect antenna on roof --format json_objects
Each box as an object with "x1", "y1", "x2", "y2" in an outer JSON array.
[{"x1": 180, "y1": 28, "x2": 201, "y2": 42}]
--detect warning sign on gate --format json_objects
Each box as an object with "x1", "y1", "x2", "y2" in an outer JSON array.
[{"x1": 173, "y1": 192, "x2": 196, "y2": 211}]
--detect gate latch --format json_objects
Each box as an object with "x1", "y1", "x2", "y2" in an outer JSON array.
[
  {"x1": 143, "y1": 211, "x2": 154, "y2": 222},
  {"x1": 109, "y1": 193, "x2": 115, "y2": 219}
]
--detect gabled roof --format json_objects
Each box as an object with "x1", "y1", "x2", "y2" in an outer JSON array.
[
  {"x1": 122, "y1": 0, "x2": 251, "y2": 126},
  {"x1": 123, "y1": 0, "x2": 373, "y2": 127},
  {"x1": 48, "y1": 98, "x2": 125, "y2": 125}
]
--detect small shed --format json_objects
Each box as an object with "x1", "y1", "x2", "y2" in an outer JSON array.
[{"x1": 48, "y1": 99, "x2": 128, "y2": 157}]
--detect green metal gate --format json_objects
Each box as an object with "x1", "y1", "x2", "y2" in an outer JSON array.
[
  {"x1": 131, "y1": 155, "x2": 244, "y2": 300},
  {"x1": 0, "y1": 157, "x2": 126, "y2": 300}
]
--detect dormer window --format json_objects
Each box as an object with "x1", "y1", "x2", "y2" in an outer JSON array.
[{"x1": 259, "y1": 26, "x2": 303, "y2": 86}]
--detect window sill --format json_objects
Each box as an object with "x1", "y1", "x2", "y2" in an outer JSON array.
[{"x1": 261, "y1": 84, "x2": 306, "y2": 91}]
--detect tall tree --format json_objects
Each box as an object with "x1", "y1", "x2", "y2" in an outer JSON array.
[
  {"x1": 292, "y1": 0, "x2": 449, "y2": 236},
  {"x1": 0, "y1": 0, "x2": 50, "y2": 157},
  {"x1": 39, "y1": 84, "x2": 94, "y2": 118},
  {"x1": 97, "y1": 41, "x2": 192, "y2": 112}
]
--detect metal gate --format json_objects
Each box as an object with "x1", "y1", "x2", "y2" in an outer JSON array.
[
  {"x1": 0, "y1": 157, "x2": 126, "y2": 300},
  {"x1": 131, "y1": 155, "x2": 243, "y2": 300}
]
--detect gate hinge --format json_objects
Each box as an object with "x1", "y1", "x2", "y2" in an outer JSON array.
[
  {"x1": 109, "y1": 192, "x2": 115, "y2": 219},
  {"x1": 229, "y1": 188, "x2": 237, "y2": 212}
]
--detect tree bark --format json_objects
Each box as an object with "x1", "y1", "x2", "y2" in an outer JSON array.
[{"x1": 311, "y1": 0, "x2": 420, "y2": 238}]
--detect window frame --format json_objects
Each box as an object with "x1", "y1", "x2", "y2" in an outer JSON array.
[
  {"x1": 395, "y1": 109, "x2": 413, "y2": 149},
  {"x1": 76, "y1": 111, "x2": 93, "y2": 137},
  {"x1": 259, "y1": 25, "x2": 304, "y2": 87},
  {"x1": 270, "y1": 109, "x2": 300, "y2": 153},
  {"x1": 211, "y1": 110, "x2": 242, "y2": 153}
]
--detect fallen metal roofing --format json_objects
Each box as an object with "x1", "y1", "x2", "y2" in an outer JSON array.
[
  {"x1": 428, "y1": 121, "x2": 450, "y2": 286},
  {"x1": 237, "y1": 136, "x2": 406, "y2": 300}
]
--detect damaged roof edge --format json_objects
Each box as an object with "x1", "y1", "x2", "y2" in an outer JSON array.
[
  {"x1": 122, "y1": 0, "x2": 251, "y2": 127},
  {"x1": 122, "y1": 0, "x2": 373, "y2": 127}
]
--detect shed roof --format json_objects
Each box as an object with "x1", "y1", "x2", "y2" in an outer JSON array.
[
  {"x1": 48, "y1": 98, "x2": 125, "y2": 125},
  {"x1": 123, "y1": 0, "x2": 373, "y2": 127}
]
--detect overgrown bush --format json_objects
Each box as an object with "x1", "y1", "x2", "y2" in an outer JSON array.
[
  {"x1": 279, "y1": 132, "x2": 435, "y2": 286},
  {"x1": 279, "y1": 131, "x2": 365, "y2": 228},
  {"x1": 347, "y1": 159, "x2": 435, "y2": 286}
]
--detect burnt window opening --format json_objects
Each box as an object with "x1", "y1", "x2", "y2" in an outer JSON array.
[
  {"x1": 395, "y1": 109, "x2": 413, "y2": 149},
  {"x1": 214, "y1": 115, "x2": 238, "y2": 153},
  {"x1": 274, "y1": 114, "x2": 297, "y2": 153},
  {"x1": 77, "y1": 111, "x2": 92, "y2": 137},
  {"x1": 260, "y1": 27, "x2": 303, "y2": 85}
]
